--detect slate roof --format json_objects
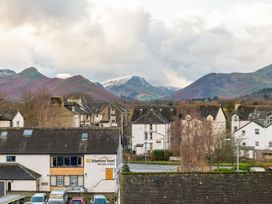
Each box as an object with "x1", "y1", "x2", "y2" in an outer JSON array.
[
  {"x1": 65, "y1": 102, "x2": 90, "y2": 115},
  {"x1": 0, "y1": 110, "x2": 18, "y2": 121},
  {"x1": 197, "y1": 105, "x2": 221, "y2": 119},
  {"x1": 110, "y1": 103, "x2": 128, "y2": 113},
  {"x1": 0, "y1": 163, "x2": 41, "y2": 180},
  {"x1": 131, "y1": 106, "x2": 176, "y2": 122},
  {"x1": 133, "y1": 110, "x2": 169, "y2": 124},
  {"x1": 0, "y1": 128, "x2": 120, "y2": 154},
  {"x1": 234, "y1": 106, "x2": 256, "y2": 120}
]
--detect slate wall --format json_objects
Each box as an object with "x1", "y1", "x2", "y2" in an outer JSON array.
[{"x1": 121, "y1": 173, "x2": 272, "y2": 204}]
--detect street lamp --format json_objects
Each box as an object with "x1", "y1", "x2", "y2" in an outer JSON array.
[{"x1": 224, "y1": 135, "x2": 244, "y2": 171}]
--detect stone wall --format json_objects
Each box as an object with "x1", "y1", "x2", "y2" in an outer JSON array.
[{"x1": 121, "y1": 173, "x2": 272, "y2": 204}]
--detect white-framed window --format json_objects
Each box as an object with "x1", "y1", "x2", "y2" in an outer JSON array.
[
  {"x1": 255, "y1": 129, "x2": 260, "y2": 135},
  {"x1": 144, "y1": 132, "x2": 148, "y2": 140},
  {"x1": 234, "y1": 126, "x2": 237, "y2": 132},
  {"x1": 255, "y1": 141, "x2": 259, "y2": 147},
  {"x1": 242, "y1": 142, "x2": 246, "y2": 146},
  {"x1": 150, "y1": 132, "x2": 153, "y2": 140},
  {"x1": 269, "y1": 142, "x2": 272, "y2": 147},
  {"x1": 234, "y1": 115, "x2": 238, "y2": 122},
  {"x1": 56, "y1": 176, "x2": 64, "y2": 186}
]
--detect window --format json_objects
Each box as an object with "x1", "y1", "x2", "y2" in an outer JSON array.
[
  {"x1": 242, "y1": 142, "x2": 246, "y2": 146},
  {"x1": 70, "y1": 176, "x2": 78, "y2": 187},
  {"x1": 150, "y1": 124, "x2": 153, "y2": 130},
  {"x1": 56, "y1": 176, "x2": 64, "y2": 186},
  {"x1": 269, "y1": 142, "x2": 272, "y2": 147},
  {"x1": 234, "y1": 126, "x2": 237, "y2": 132},
  {"x1": 6, "y1": 156, "x2": 16, "y2": 162},
  {"x1": 234, "y1": 116, "x2": 238, "y2": 121},
  {"x1": 269, "y1": 117, "x2": 272, "y2": 124},
  {"x1": 57, "y1": 157, "x2": 64, "y2": 167},
  {"x1": 242, "y1": 130, "x2": 246, "y2": 135},
  {"x1": 23, "y1": 129, "x2": 33, "y2": 136},
  {"x1": 16, "y1": 121, "x2": 20, "y2": 127},
  {"x1": 106, "y1": 168, "x2": 113, "y2": 180},
  {"x1": 255, "y1": 129, "x2": 260, "y2": 135},
  {"x1": 81, "y1": 133, "x2": 88, "y2": 141},
  {"x1": 64, "y1": 157, "x2": 70, "y2": 166},
  {"x1": 255, "y1": 141, "x2": 259, "y2": 147},
  {"x1": 150, "y1": 132, "x2": 153, "y2": 140},
  {"x1": 0, "y1": 131, "x2": 8, "y2": 138},
  {"x1": 51, "y1": 156, "x2": 83, "y2": 167},
  {"x1": 145, "y1": 132, "x2": 148, "y2": 140},
  {"x1": 51, "y1": 175, "x2": 83, "y2": 187}
]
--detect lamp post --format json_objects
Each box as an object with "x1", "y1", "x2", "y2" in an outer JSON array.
[{"x1": 224, "y1": 135, "x2": 243, "y2": 171}]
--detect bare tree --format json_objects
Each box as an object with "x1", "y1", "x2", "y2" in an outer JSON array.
[
  {"x1": 171, "y1": 103, "x2": 215, "y2": 172},
  {"x1": 18, "y1": 89, "x2": 51, "y2": 127}
]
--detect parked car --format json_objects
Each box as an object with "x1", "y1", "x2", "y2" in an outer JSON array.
[
  {"x1": 90, "y1": 195, "x2": 110, "y2": 204},
  {"x1": 0, "y1": 194, "x2": 25, "y2": 204},
  {"x1": 67, "y1": 186, "x2": 87, "y2": 193},
  {"x1": 25, "y1": 193, "x2": 48, "y2": 204},
  {"x1": 48, "y1": 189, "x2": 68, "y2": 204},
  {"x1": 249, "y1": 167, "x2": 266, "y2": 172},
  {"x1": 70, "y1": 197, "x2": 87, "y2": 204}
]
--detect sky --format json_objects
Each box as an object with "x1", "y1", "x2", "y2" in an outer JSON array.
[{"x1": 0, "y1": 0, "x2": 272, "y2": 88}]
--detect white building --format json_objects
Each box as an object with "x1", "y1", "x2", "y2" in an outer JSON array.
[
  {"x1": 0, "y1": 128, "x2": 122, "y2": 194},
  {"x1": 0, "y1": 110, "x2": 24, "y2": 128},
  {"x1": 233, "y1": 106, "x2": 272, "y2": 160},
  {"x1": 131, "y1": 106, "x2": 176, "y2": 155}
]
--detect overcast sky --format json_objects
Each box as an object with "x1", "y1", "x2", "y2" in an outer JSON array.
[{"x1": 0, "y1": 0, "x2": 272, "y2": 88}]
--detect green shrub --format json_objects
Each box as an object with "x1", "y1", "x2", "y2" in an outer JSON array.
[{"x1": 152, "y1": 150, "x2": 170, "y2": 161}]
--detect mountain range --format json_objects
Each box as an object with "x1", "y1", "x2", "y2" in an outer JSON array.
[
  {"x1": 169, "y1": 64, "x2": 272, "y2": 100},
  {"x1": 0, "y1": 67, "x2": 119, "y2": 101},
  {"x1": 2, "y1": 64, "x2": 272, "y2": 102},
  {"x1": 102, "y1": 75, "x2": 177, "y2": 101}
]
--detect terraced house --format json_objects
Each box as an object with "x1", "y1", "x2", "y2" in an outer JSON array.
[{"x1": 0, "y1": 128, "x2": 122, "y2": 195}]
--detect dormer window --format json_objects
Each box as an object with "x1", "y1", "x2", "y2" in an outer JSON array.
[
  {"x1": 23, "y1": 129, "x2": 33, "y2": 136},
  {"x1": 234, "y1": 115, "x2": 238, "y2": 122},
  {"x1": 0, "y1": 131, "x2": 8, "y2": 138},
  {"x1": 81, "y1": 133, "x2": 88, "y2": 141}
]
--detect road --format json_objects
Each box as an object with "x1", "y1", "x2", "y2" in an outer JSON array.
[{"x1": 128, "y1": 163, "x2": 179, "y2": 172}]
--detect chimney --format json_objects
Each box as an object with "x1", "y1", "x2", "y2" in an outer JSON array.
[
  {"x1": 50, "y1": 96, "x2": 64, "y2": 107},
  {"x1": 234, "y1": 101, "x2": 241, "y2": 111}
]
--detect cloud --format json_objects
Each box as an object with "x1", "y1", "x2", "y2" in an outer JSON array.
[{"x1": 0, "y1": 1, "x2": 272, "y2": 88}]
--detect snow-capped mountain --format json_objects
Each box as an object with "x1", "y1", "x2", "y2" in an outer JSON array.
[
  {"x1": 103, "y1": 75, "x2": 177, "y2": 101},
  {"x1": 0, "y1": 69, "x2": 16, "y2": 77}
]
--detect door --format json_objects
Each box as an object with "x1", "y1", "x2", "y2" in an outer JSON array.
[{"x1": 0, "y1": 181, "x2": 5, "y2": 196}]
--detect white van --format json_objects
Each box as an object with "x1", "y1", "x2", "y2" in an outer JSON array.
[{"x1": 47, "y1": 189, "x2": 68, "y2": 204}]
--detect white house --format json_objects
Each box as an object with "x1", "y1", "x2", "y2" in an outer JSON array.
[
  {"x1": 0, "y1": 128, "x2": 122, "y2": 194},
  {"x1": 233, "y1": 106, "x2": 272, "y2": 160},
  {"x1": 0, "y1": 110, "x2": 24, "y2": 128},
  {"x1": 131, "y1": 106, "x2": 176, "y2": 155},
  {"x1": 196, "y1": 105, "x2": 227, "y2": 137}
]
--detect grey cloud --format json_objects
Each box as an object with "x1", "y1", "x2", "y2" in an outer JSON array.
[
  {"x1": 1, "y1": 2, "x2": 272, "y2": 88},
  {"x1": 0, "y1": 0, "x2": 89, "y2": 27}
]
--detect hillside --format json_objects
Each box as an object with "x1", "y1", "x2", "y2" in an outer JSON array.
[
  {"x1": 103, "y1": 75, "x2": 176, "y2": 101},
  {"x1": 169, "y1": 64, "x2": 272, "y2": 100},
  {"x1": 0, "y1": 67, "x2": 119, "y2": 101}
]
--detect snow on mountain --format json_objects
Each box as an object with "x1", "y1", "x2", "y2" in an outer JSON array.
[
  {"x1": 102, "y1": 75, "x2": 145, "y2": 87},
  {"x1": 0, "y1": 69, "x2": 16, "y2": 77},
  {"x1": 56, "y1": 73, "x2": 73, "y2": 79}
]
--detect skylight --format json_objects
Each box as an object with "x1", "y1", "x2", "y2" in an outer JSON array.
[
  {"x1": 0, "y1": 131, "x2": 8, "y2": 138},
  {"x1": 23, "y1": 129, "x2": 33, "y2": 136},
  {"x1": 81, "y1": 133, "x2": 88, "y2": 141}
]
